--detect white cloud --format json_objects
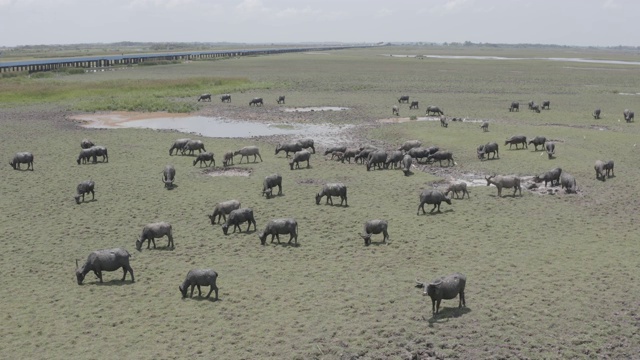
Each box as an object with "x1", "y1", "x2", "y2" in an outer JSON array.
[
  {"x1": 374, "y1": 8, "x2": 393, "y2": 18},
  {"x1": 602, "y1": 0, "x2": 619, "y2": 9},
  {"x1": 128, "y1": 0, "x2": 195, "y2": 9},
  {"x1": 443, "y1": 0, "x2": 472, "y2": 12}
]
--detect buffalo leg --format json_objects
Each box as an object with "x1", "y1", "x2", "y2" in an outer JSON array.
[
  {"x1": 197, "y1": 285, "x2": 202, "y2": 297},
  {"x1": 121, "y1": 267, "x2": 128, "y2": 281}
]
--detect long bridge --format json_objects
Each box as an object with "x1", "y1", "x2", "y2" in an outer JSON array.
[{"x1": 0, "y1": 45, "x2": 371, "y2": 73}]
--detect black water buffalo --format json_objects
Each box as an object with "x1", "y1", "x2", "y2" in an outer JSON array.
[
  {"x1": 197, "y1": 94, "x2": 211, "y2": 102},
  {"x1": 477, "y1": 142, "x2": 499, "y2": 160},
  {"x1": 593, "y1": 108, "x2": 601, "y2": 119},
  {"x1": 392, "y1": 105, "x2": 399, "y2": 116},
  {"x1": 624, "y1": 109, "x2": 634, "y2": 122},
  {"x1": 528, "y1": 136, "x2": 547, "y2": 151},
  {"x1": 509, "y1": 102, "x2": 519, "y2": 112},
  {"x1": 398, "y1": 95, "x2": 409, "y2": 103},
  {"x1": 10, "y1": 152, "x2": 34, "y2": 170},
  {"x1": 416, "y1": 273, "x2": 466, "y2": 315},
  {"x1": 220, "y1": 94, "x2": 231, "y2": 102},
  {"x1": 409, "y1": 101, "x2": 419, "y2": 109},
  {"x1": 276, "y1": 95, "x2": 285, "y2": 104},
  {"x1": 505, "y1": 135, "x2": 527, "y2": 149},
  {"x1": 426, "y1": 106, "x2": 444, "y2": 116},
  {"x1": 249, "y1": 98, "x2": 263, "y2": 106},
  {"x1": 417, "y1": 189, "x2": 451, "y2": 214},
  {"x1": 542, "y1": 100, "x2": 550, "y2": 110}
]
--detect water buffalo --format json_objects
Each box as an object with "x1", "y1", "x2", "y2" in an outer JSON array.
[
  {"x1": 545, "y1": 142, "x2": 555, "y2": 159},
  {"x1": 9, "y1": 152, "x2": 34, "y2": 170},
  {"x1": 486, "y1": 175, "x2": 522, "y2": 197},
  {"x1": 604, "y1": 160, "x2": 614, "y2": 178},
  {"x1": 509, "y1": 102, "x2": 519, "y2": 112},
  {"x1": 162, "y1": 165, "x2": 176, "y2": 188},
  {"x1": 392, "y1": 105, "x2": 399, "y2": 116},
  {"x1": 81, "y1": 139, "x2": 95, "y2": 149},
  {"x1": 354, "y1": 147, "x2": 378, "y2": 164},
  {"x1": 262, "y1": 174, "x2": 282, "y2": 198},
  {"x1": 316, "y1": 183, "x2": 347, "y2": 206},
  {"x1": 401, "y1": 154, "x2": 413, "y2": 176},
  {"x1": 77, "y1": 148, "x2": 94, "y2": 165},
  {"x1": 366, "y1": 151, "x2": 387, "y2": 171},
  {"x1": 398, "y1": 95, "x2": 409, "y2": 103},
  {"x1": 76, "y1": 248, "x2": 134, "y2": 285},
  {"x1": 477, "y1": 142, "x2": 499, "y2": 160},
  {"x1": 408, "y1": 146, "x2": 437, "y2": 164},
  {"x1": 528, "y1": 100, "x2": 534, "y2": 110},
  {"x1": 533, "y1": 167, "x2": 562, "y2": 187},
  {"x1": 220, "y1": 94, "x2": 231, "y2": 102},
  {"x1": 427, "y1": 151, "x2": 455, "y2": 167},
  {"x1": 324, "y1": 146, "x2": 348, "y2": 157},
  {"x1": 560, "y1": 172, "x2": 577, "y2": 194},
  {"x1": 542, "y1": 100, "x2": 550, "y2": 110},
  {"x1": 416, "y1": 273, "x2": 466, "y2": 315},
  {"x1": 222, "y1": 208, "x2": 257, "y2": 235},
  {"x1": 234, "y1": 146, "x2": 262, "y2": 163},
  {"x1": 289, "y1": 150, "x2": 311, "y2": 170},
  {"x1": 417, "y1": 189, "x2": 451, "y2": 214},
  {"x1": 384, "y1": 150, "x2": 404, "y2": 169},
  {"x1": 360, "y1": 219, "x2": 389, "y2": 246},
  {"x1": 259, "y1": 218, "x2": 298, "y2": 245},
  {"x1": 409, "y1": 101, "x2": 419, "y2": 109},
  {"x1": 179, "y1": 269, "x2": 218, "y2": 300},
  {"x1": 193, "y1": 152, "x2": 215, "y2": 167},
  {"x1": 182, "y1": 140, "x2": 206, "y2": 156},
  {"x1": 444, "y1": 182, "x2": 469, "y2": 199},
  {"x1": 593, "y1": 108, "x2": 601, "y2": 119},
  {"x1": 136, "y1": 222, "x2": 174, "y2": 250},
  {"x1": 89, "y1": 146, "x2": 108, "y2": 163},
  {"x1": 249, "y1": 97, "x2": 263, "y2": 106},
  {"x1": 594, "y1": 160, "x2": 606, "y2": 181},
  {"x1": 440, "y1": 115, "x2": 448, "y2": 128},
  {"x1": 480, "y1": 121, "x2": 489, "y2": 132},
  {"x1": 297, "y1": 138, "x2": 315, "y2": 153},
  {"x1": 169, "y1": 138, "x2": 191, "y2": 156},
  {"x1": 222, "y1": 151, "x2": 234, "y2": 166},
  {"x1": 505, "y1": 135, "x2": 527, "y2": 149},
  {"x1": 208, "y1": 199, "x2": 241, "y2": 224},
  {"x1": 276, "y1": 95, "x2": 285, "y2": 104},
  {"x1": 530, "y1": 104, "x2": 541, "y2": 113},
  {"x1": 74, "y1": 180, "x2": 95, "y2": 204},
  {"x1": 398, "y1": 140, "x2": 422, "y2": 152},
  {"x1": 624, "y1": 109, "x2": 634, "y2": 122},
  {"x1": 340, "y1": 148, "x2": 360, "y2": 163},
  {"x1": 426, "y1": 106, "x2": 444, "y2": 116},
  {"x1": 528, "y1": 136, "x2": 547, "y2": 151},
  {"x1": 197, "y1": 93, "x2": 212, "y2": 102},
  {"x1": 275, "y1": 142, "x2": 303, "y2": 157}
]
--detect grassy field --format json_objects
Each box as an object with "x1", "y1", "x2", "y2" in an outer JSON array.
[{"x1": 1, "y1": 46, "x2": 640, "y2": 359}]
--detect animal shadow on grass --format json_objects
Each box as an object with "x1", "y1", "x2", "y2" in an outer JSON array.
[
  {"x1": 187, "y1": 295, "x2": 220, "y2": 303},
  {"x1": 421, "y1": 209, "x2": 454, "y2": 216},
  {"x1": 426, "y1": 307, "x2": 472, "y2": 325},
  {"x1": 77, "y1": 199, "x2": 98, "y2": 205},
  {"x1": 165, "y1": 184, "x2": 179, "y2": 191},
  {"x1": 89, "y1": 279, "x2": 135, "y2": 286}
]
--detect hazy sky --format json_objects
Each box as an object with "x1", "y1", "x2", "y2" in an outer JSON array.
[{"x1": 0, "y1": 0, "x2": 638, "y2": 47}]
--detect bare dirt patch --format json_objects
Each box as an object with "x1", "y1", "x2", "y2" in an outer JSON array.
[{"x1": 203, "y1": 167, "x2": 252, "y2": 177}]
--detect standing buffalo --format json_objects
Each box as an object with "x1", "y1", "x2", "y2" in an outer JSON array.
[
  {"x1": 398, "y1": 140, "x2": 422, "y2": 152},
  {"x1": 360, "y1": 219, "x2": 389, "y2": 246},
  {"x1": 222, "y1": 151, "x2": 234, "y2": 166},
  {"x1": 262, "y1": 174, "x2": 283, "y2": 199},
  {"x1": 480, "y1": 121, "x2": 489, "y2": 132},
  {"x1": 416, "y1": 273, "x2": 466, "y2": 315},
  {"x1": 296, "y1": 138, "x2": 315, "y2": 153},
  {"x1": 505, "y1": 135, "x2": 528, "y2": 149},
  {"x1": 234, "y1": 146, "x2": 262, "y2": 163},
  {"x1": 594, "y1": 160, "x2": 606, "y2": 181},
  {"x1": 392, "y1": 105, "x2": 399, "y2": 116},
  {"x1": 162, "y1": 165, "x2": 176, "y2": 188},
  {"x1": 77, "y1": 148, "x2": 94, "y2": 165},
  {"x1": 533, "y1": 167, "x2": 562, "y2": 187},
  {"x1": 398, "y1": 95, "x2": 410, "y2": 103},
  {"x1": 222, "y1": 208, "x2": 257, "y2": 235},
  {"x1": 417, "y1": 189, "x2": 451, "y2": 214},
  {"x1": 179, "y1": 269, "x2": 218, "y2": 300},
  {"x1": 277, "y1": 95, "x2": 286, "y2": 104},
  {"x1": 220, "y1": 94, "x2": 231, "y2": 102},
  {"x1": 604, "y1": 160, "x2": 615, "y2": 178},
  {"x1": 136, "y1": 222, "x2": 174, "y2": 250},
  {"x1": 426, "y1": 106, "x2": 444, "y2": 116},
  {"x1": 560, "y1": 172, "x2": 577, "y2": 194},
  {"x1": 477, "y1": 142, "x2": 499, "y2": 160},
  {"x1": 75, "y1": 248, "x2": 134, "y2": 285},
  {"x1": 440, "y1": 115, "x2": 448, "y2": 128},
  {"x1": 509, "y1": 102, "x2": 519, "y2": 112},
  {"x1": 193, "y1": 152, "x2": 215, "y2": 167},
  {"x1": 444, "y1": 182, "x2": 470, "y2": 199},
  {"x1": 90, "y1": 146, "x2": 108, "y2": 163},
  {"x1": 74, "y1": 180, "x2": 95, "y2": 204},
  {"x1": 197, "y1": 94, "x2": 212, "y2": 102},
  {"x1": 249, "y1": 98, "x2": 263, "y2": 106},
  {"x1": 384, "y1": 150, "x2": 404, "y2": 169},
  {"x1": 366, "y1": 151, "x2": 387, "y2": 171},
  {"x1": 542, "y1": 100, "x2": 550, "y2": 110},
  {"x1": 427, "y1": 151, "x2": 455, "y2": 167},
  {"x1": 275, "y1": 142, "x2": 303, "y2": 157},
  {"x1": 169, "y1": 138, "x2": 191, "y2": 156},
  {"x1": 624, "y1": 109, "x2": 634, "y2": 122},
  {"x1": 545, "y1": 142, "x2": 555, "y2": 159},
  {"x1": 9, "y1": 152, "x2": 34, "y2": 170},
  {"x1": 208, "y1": 199, "x2": 241, "y2": 225},
  {"x1": 486, "y1": 175, "x2": 522, "y2": 197},
  {"x1": 258, "y1": 218, "x2": 298, "y2": 246},
  {"x1": 289, "y1": 150, "x2": 311, "y2": 170},
  {"x1": 316, "y1": 183, "x2": 348, "y2": 206},
  {"x1": 530, "y1": 104, "x2": 541, "y2": 113},
  {"x1": 409, "y1": 101, "x2": 419, "y2": 109},
  {"x1": 182, "y1": 140, "x2": 206, "y2": 155},
  {"x1": 401, "y1": 154, "x2": 413, "y2": 176},
  {"x1": 324, "y1": 146, "x2": 348, "y2": 157},
  {"x1": 408, "y1": 146, "x2": 438, "y2": 164},
  {"x1": 593, "y1": 108, "x2": 601, "y2": 119},
  {"x1": 528, "y1": 136, "x2": 547, "y2": 151},
  {"x1": 81, "y1": 139, "x2": 95, "y2": 149}
]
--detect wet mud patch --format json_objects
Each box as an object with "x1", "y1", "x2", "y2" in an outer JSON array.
[
  {"x1": 538, "y1": 123, "x2": 611, "y2": 131},
  {"x1": 203, "y1": 167, "x2": 252, "y2": 177},
  {"x1": 282, "y1": 106, "x2": 349, "y2": 113}
]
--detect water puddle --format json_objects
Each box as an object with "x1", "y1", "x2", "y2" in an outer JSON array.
[{"x1": 282, "y1": 106, "x2": 349, "y2": 112}]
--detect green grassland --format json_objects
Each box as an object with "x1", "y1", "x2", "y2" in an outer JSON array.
[{"x1": 1, "y1": 47, "x2": 639, "y2": 359}]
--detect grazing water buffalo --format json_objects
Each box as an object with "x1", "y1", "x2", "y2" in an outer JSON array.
[
  {"x1": 193, "y1": 152, "x2": 215, "y2": 167},
  {"x1": 259, "y1": 218, "x2": 298, "y2": 245},
  {"x1": 316, "y1": 183, "x2": 347, "y2": 206},
  {"x1": 410, "y1": 101, "x2": 419, "y2": 109},
  {"x1": 220, "y1": 94, "x2": 231, "y2": 102},
  {"x1": 77, "y1": 148, "x2": 94, "y2": 165},
  {"x1": 509, "y1": 102, "x2": 520, "y2": 112},
  {"x1": 398, "y1": 140, "x2": 422, "y2": 152},
  {"x1": 528, "y1": 100, "x2": 535, "y2": 110},
  {"x1": 360, "y1": 219, "x2": 389, "y2": 246},
  {"x1": 530, "y1": 104, "x2": 541, "y2": 113},
  {"x1": 545, "y1": 142, "x2": 555, "y2": 159},
  {"x1": 289, "y1": 150, "x2": 311, "y2": 170},
  {"x1": 182, "y1": 140, "x2": 206, "y2": 155},
  {"x1": 445, "y1": 182, "x2": 470, "y2": 199},
  {"x1": 169, "y1": 138, "x2": 191, "y2": 156},
  {"x1": 427, "y1": 151, "x2": 455, "y2": 167},
  {"x1": 408, "y1": 146, "x2": 436, "y2": 164},
  {"x1": 81, "y1": 139, "x2": 95, "y2": 149},
  {"x1": 10, "y1": 152, "x2": 34, "y2": 170},
  {"x1": 542, "y1": 100, "x2": 550, "y2": 110},
  {"x1": 594, "y1": 160, "x2": 606, "y2": 181},
  {"x1": 533, "y1": 167, "x2": 562, "y2": 187},
  {"x1": 528, "y1": 136, "x2": 547, "y2": 151},
  {"x1": 262, "y1": 174, "x2": 283, "y2": 199},
  {"x1": 480, "y1": 121, "x2": 489, "y2": 132},
  {"x1": 392, "y1": 105, "x2": 399, "y2": 116},
  {"x1": 74, "y1": 180, "x2": 95, "y2": 204},
  {"x1": 340, "y1": 148, "x2": 360, "y2": 163},
  {"x1": 297, "y1": 138, "x2": 315, "y2": 153},
  {"x1": 354, "y1": 147, "x2": 378, "y2": 164},
  {"x1": 384, "y1": 150, "x2": 404, "y2": 169},
  {"x1": 222, "y1": 151, "x2": 234, "y2": 166},
  {"x1": 76, "y1": 248, "x2": 134, "y2": 285},
  {"x1": 277, "y1": 95, "x2": 286, "y2": 104},
  {"x1": 249, "y1": 97, "x2": 263, "y2": 106},
  {"x1": 398, "y1": 95, "x2": 409, "y2": 103},
  {"x1": 486, "y1": 175, "x2": 522, "y2": 197},
  {"x1": 197, "y1": 93, "x2": 212, "y2": 102},
  {"x1": 208, "y1": 200, "x2": 241, "y2": 224},
  {"x1": 604, "y1": 160, "x2": 615, "y2": 178},
  {"x1": 417, "y1": 189, "x2": 451, "y2": 214},
  {"x1": 324, "y1": 145, "x2": 348, "y2": 157},
  {"x1": 235, "y1": 146, "x2": 262, "y2": 163},
  {"x1": 624, "y1": 109, "x2": 634, "y2": 122},
  {"x1": 440, "y1": 115, "x2": 448, "y2": 128},
  {"x1": 179, "y1": 269, "x2": 218, "y2": 300},
  {"x1": 222, "y1": 208, "x2": 257, "y2": 235},
  {"x1": 90, "y1": 146, "x2": 108, "y2": 163},
  {"x1": 162, "y1": 165, "x2": 176, "y2": 188},
  {"x1": 366, "y1": 151, "x2": 387, "y2": 171},
  {"x1": 275, "y1": 142, "x2": 303, "y2": 157},
  {"x1": 416, "y1": 273, "x2": 466, "y2": 315},
  {"x1": 426, "y1": 105, "x2": 444, "y2": 116},
  {"x1": 477, "y1": 142, "x2": 499, "y2": 160},
  {"x1": 136, "y1": 222, "x2": 174, "y2": 250},
  {"x1": 505, "y1": 135, "x2": 527, "y2": 149},
  {"x1": 402, "y1": 154, "x2": 413, "y2": 176},
  {"x1": 593, "y1": 108, "x2": 601, "y2": 119},
  {"x1": 560, "y1": 172, "x2": 577, "y2": 194}
]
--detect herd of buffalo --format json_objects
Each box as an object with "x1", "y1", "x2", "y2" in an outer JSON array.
[{"x1": 8, "y1": 93, "x2": 630, "y2": 313}]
